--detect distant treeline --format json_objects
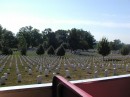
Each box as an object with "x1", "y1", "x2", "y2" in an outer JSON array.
[{"x1": 0, "y1": 24, "x2": 127, "y2": 51}]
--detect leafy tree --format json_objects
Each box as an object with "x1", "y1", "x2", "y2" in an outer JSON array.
[
  {"x1": 2, "y1": 46, "x2": 13, "y2": 55},
  {"x1": 97, "y1": 37, "x2": 110, "y2": 60},
  {"x1": 68, "y1": 28, "x2": 95, "y2": 50},
  {"x1": 110, "y1": 39, "x2": 124, "y2": 50},
  {"x1": 2, "y1": 46, "x2": 9, "y2": 55},
  {"x1": 61, "y1": 43, "x2": 69, "y2": 49},
  {"x1": 68, "y1": 28, "x2": 80, "y2": 50},
  {"x1": 47, "y1": 45, "x2": 55, "y2": 55},
  {"x1": 21, "y1": 48, "x2": 27, "y2": 55},
  {"x1": 17, "y1": 26, "x2": 32, "y2": 48},
  {"x1": 48, "y1": 32, "x2": 58, "y2": 49},
  {"x1": 8, "y1": 48, "x2": 13, "y2": 55},
  {"x1": 36, "y1": 44, "x2": 45, "y2": 55},
  {"x1": 55, "y1": 30, "x2": 68, "y2": 45},
  {"x1": 79, "y1": 40, "x2": 89, "y2": 50},
  {"x1": 18, "y1": 35, "x2": 27, "y2": 55},
  {"x1": 56, "y1": 45, "x2": 66, "y2": 56},
  {"x1": 121, "y1": 45, "x2": 129, "y2": 55},
  {"x1": 30, "y1": 29, "x2": 43, "y2": 47}
]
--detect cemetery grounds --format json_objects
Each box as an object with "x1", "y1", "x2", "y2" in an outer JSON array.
[{"x1": 0, "y1": 51, "x2": 130, "y2": 87}]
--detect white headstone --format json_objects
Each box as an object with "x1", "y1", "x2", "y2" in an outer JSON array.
[
  {"x1": 118, "y1": 64, "x2": 121, "y2": 69},
  {"x1": 44, "y1": 69, "x2": 49, "y2": 77},
  {"x1": 7, "y1": 69, "x2": 10, "y2": 74},
  {"x1": 113, "y1": 68, "x2": 116, "y2": 75},
  {"x1": 25, "y1": 67, "x2": 28, "y2": 72},
  {"x1": 104, "y1": 69, "x2": 108, "y2": 77},
  {"x1": 52, "y1": 72, "x2": 56, "y2": 77},
  {"x1": 94, "y1": 71, "x2": 98, "y2": 78},
  {"x1": 64, "y1": 64, "x2": 68, "y2": 70},
  {"x1": 9, "y1": 63, "x2": 12, "y2": 69},
  {"x1": 36, "y1": 66, "x2": 39, "y2": 72},
  {"x1": 113, "y1": 64, "x2": 117, "y2": 69},
  {"x1": 1, "y1": 76, "x2": 6, "y2": 85},
  {"x1": 16, "y1": 69, "x2": 20, "y2": 75},
  {"x1": 108, "y1": 63, "x2": 110, "y2": 67},
  {"x1": 86, "y1": 67, "x2": 91, "y2": 74},
  {"x1": 65, "y1": 70, "x2": 71, "y2": 78},
  {"x1": 94, "y1": 66, "x2": 98, "y2": 71},
  {"x1": 37, "y1": 75, "x2": 43, "y2": 84},
  {"x1": 17, "y1": 74, "x2": 22, "y2": 83},
  {"x1": 101, "y1": 64, "x2": 105, "y2": 71},
  {"x1": 122, "y1": 64, "x2": 124, "y2": 69},
  {"x1": 39, "y1": 66, "x2": 43, "y2": 74},
  {"x1": 4, "y1": 73, "x2": 8, "y2": 80},
  {"x1": 73, "y1": 65, "x2": 77, "y2": 71},
  {"x1": 28, "y1": 69, "x2": 32, "y2": 75},
  {"x1": 55, "y1": 68, "x2": 59, "y2": 74},
  {"x1": 126, "y1": 65, "x2": 129, "y2": 72},
  {"x1": 0, "y1": 68, "x2": 2, "y2": 73}
]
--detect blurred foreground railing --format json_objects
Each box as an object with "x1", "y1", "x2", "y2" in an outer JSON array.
[{"x1": 0, "y1": 74, "x2": 130, "y2": 97}]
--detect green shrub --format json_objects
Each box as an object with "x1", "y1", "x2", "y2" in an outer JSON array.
[
  {"x1": 56, "y1": 45, "x2": 65, "y2": 56},
  {"x1": 36, "y1": 44, "x2": 44, "y2": 55},
  {"x1": 121, "y1": 46, "x2": 129, "y2": 55},
  {"x1": 21, "y1": 48, "x2": 27, "y2": 55},
  {"x1": 47, "y1": 45, "x2": 55, "y2": 55}
]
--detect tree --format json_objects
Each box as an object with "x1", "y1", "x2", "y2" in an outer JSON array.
[
  {"x1": 68, "y1": 28, "x2": 95, "y2": 50},
  {"x1": 56, "y1": 45, "x2": 66, "y2": 56},
  {"x1": 17, "y1": 26, "x2": 32, "y2": 48},
  {"x1": 121, "y1": 45, "x2": 129, "y2": 55},
  {"x1": 55, "y1": 30, "x2": 69, "y2": 45},
  {"x1": 97, "y1": 37, "x2": 110, "y2": 60},
  {"x1": 36, "y1": 44, "x2": 45, "y2": 55},
  {"x1": 18, "y1": 35, "x2": 27, "y2": 55},
  {"x1": 47, "y1": 32, "x2": 58, "y2": 49},
  {"x1": 30, "y1": 29, "x2": 43, "y2": 47},
  {"x1": 47, "y1": 45, "x2": 55, "y2": 55},
  {"x1": 110, "y1": 39, "x2": 123, "y2": 50},
  {"x1": 2, "y1": 46, "x2": 13, "y2": 55}
]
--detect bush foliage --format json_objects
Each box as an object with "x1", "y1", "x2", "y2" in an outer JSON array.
[
  {"x1": 36, "y1": 44, "x2": 45, "y2": 55},
  {"x1": 47, "y1": 45, "x2": 55, "y2": 55},
  {"x1": 56, "y1": 45, "x2": 66, "y2": 56}
]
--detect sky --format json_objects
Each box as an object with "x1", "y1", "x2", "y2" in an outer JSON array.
[{"x1": 0, "y1": 0, "x2": 130, "y2": 44}]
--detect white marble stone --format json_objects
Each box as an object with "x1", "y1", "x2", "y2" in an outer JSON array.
[
  {"x1": 113, "y1": 68, "x2": 116, "y2": 75},
  {"x1": 4, "y1": 73, "x2": 8, "y2": 80},
  {"x1": 17, "y1": 74, "x2": 22, "y2": 82},
  {"x1": 16, "y1": 69, "x2": 20, "y2": 75},
  {"x1": 28, "y1": 69, "x2": 32, "y2": 75},
  {"x1": 44, "y1": 69, "x2": 49, "y2": 77},
  {"x1": 35, "y1": 66, "x2": 39, "y2": 72},
  {"x1": 94, "y1": 71, "x2": 98, "y2": 78},
  {"x1": 55, "y1": 68, "x2": 59, "y2": 74},
  {"x1": 86, "y1": 67, "x2": 91, "y2": 74},
  {"x1": 39, "y1": 66, "x2": 43, "y2": 74},
  {"x1": 25, "y1": 67, "x2": 28, "y2": 72},
  {"x1": 126, "y1": 65, "x2": 129, "y2": 72},
  {"x1": 104, "y1": 69, "x2": 108, "y2": 77},
  {"x1": 64, "y1": 64, "x2": 68, "y2": 69},
  {"x1": 37, "y1": 75, "x2": 43, "y2": 84},
  {"x1": 7, "y1": 69, "x2": 10, "y2": 74},
  {"x1": 1, "y1": 76, "x2": 6, "y2": 85},
  {"x1": 0, "y1": 68, "x2": 2, "y2": 73},
  {"x1": 65, "y1": 70, "x2": 71, "y2": 78}
]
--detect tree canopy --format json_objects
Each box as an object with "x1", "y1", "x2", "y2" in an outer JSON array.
[
  {"x1": 0, "y1": 24, "x2": 128, "y2": 57},
  {"x1": 97, "y1": 37, "x2": 110, "y2": 59},
  {"x1": 120, "y1": 45, "x2": 130, "y2": 56}
]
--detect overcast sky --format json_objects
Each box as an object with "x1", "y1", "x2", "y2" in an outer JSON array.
[{"x1": 0, "y1": 0, "x2": 130, "y2": 44}]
